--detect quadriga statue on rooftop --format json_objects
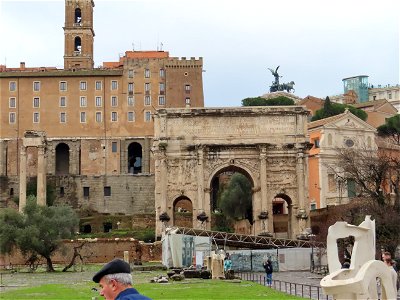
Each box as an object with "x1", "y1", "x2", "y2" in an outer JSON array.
[{"x1": 268, "y1": 66, "x2": 295, "y2": 93}]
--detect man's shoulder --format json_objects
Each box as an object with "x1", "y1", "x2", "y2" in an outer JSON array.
[{"x1": 116, "y1": 288, "x2": 152, "y2": 300}]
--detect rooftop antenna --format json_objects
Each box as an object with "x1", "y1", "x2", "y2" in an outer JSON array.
[
  {"x1": 132, "y1": 42, "x2": 135, "y2": 51},
  {"x1": 160, "y1": 42, "x2": 163, "y2": 51}
]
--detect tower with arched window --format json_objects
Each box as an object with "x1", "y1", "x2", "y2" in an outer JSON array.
[{"x1": 63, "y1": 0, "x2": 95, "y2": 70}]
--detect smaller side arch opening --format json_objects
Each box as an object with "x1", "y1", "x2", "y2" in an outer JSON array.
[
  {"x1": 273, "y1": 193, "x2": 293, "y2": 238},
  {"x1": 173, "y1": 196, "x2": 193, "y2": 227}
]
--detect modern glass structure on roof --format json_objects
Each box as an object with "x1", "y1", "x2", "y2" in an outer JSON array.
[{"x1": 342, "y1": 75, "x2": 369, "y2": 103}]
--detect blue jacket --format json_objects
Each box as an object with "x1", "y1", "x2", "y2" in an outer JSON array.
[{"x1": 116, "y1": 288, "x2": 152, "y2": 300}]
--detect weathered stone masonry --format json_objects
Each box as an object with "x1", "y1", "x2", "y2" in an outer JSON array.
[{"x1": 153, "y1": 106, "x2": 312, "y2": 239}]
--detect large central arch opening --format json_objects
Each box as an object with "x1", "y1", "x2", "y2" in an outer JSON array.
[{"x1": 210, "y1": 165, "x2": 254, "y2": 234}]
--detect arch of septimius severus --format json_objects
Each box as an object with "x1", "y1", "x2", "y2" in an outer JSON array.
[{"x1": 153, "y1": 106, "x2": 312, "y2": 239}]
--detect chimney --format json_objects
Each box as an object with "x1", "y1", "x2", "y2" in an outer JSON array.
[{"x1": 20, "y1": 62, "x2": 25, "y2": 70}]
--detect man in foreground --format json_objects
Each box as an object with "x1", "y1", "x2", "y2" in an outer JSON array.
[{"x1": 93, "y1": 258, "x2": 152, "y2": 300}]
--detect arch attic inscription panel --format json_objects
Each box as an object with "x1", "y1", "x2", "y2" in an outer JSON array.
[{"x1": 153, "y1": 106, "x2": 311, "y2": 238}]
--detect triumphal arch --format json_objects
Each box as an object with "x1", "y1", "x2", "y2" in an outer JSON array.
[{"x1": 153, "y1": 106, "x2": 311, "y2": 239}]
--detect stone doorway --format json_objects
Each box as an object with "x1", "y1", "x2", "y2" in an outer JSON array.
[
  {"x1": 127, "y1": 142, "x2": 142, "y2": 174},
  {"x1": 55, "y1": 143, "x2": 70, "y2": 175}
]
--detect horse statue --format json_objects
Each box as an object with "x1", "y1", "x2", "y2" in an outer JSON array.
[{"x1": 280, "y1": 81, "x2": 295, "y2": 93}]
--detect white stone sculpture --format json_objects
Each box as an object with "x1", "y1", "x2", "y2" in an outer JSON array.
[
  {"x1": 211, "y1": 252, "x2": 225, "y2": 279},
  {"x1": 320, "y1": 215, "x2": 396, "y2": 299}
]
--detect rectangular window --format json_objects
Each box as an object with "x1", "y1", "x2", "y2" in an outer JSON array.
[
  {"x1": 159, "y1": 83, "x2": 165, "y2": 93},
  {"x1": 80, "y1": 112, "x2": 86, "y2": 123},
  {"x1": 95, "y1": 111, "x2": 102, "y2": 123},
  {"x1": 347, "y1": 179, "x2": 356, "y2": 198},
  {"x1": 111, "y1": 111, "x2": 118, "y2": 122},
  {"x1": 80, "y1": 96, "x2": 87, "y2": 107},
  {"x1": 111, "y1": 80, "x2": 118, "y2": 90},
  {"x1": 127, "y1": 96, "x2": 134, "y2": 106},
  {"x1": 95, "y1": 96, "x2": 102, "y2": 107},
  {"x1": 60, "y1": 187, "x2": 65, "y2": 197},
  {"x1": 9, "y1": 97, "x2": 16, "y2": 108},
  {"x1": 111, "y1": 96, "x2": 118, "y2": 107},
  {"x1": 159, "y1": 69, "x2": 165, "y2": 77},
  {"x1": 59, "y1": 81, "x2": 67, "y2": 91},
  {"x1": 314, "y1": 138, "x2": 320, "y2": 148},
  {"x1": 310, "y1": 203, "x2": 317, "y2": 211},
  {"x1": 33, "y1": 97, "x2": 40, "y2": 108},
  {"x1": 33, "y1": 81, "x2": 40, "y2": 92},
  {"x1": 95, "y1": 81, "x2": 102, "y2": 90},
  {"x1": 60, "y1": 112, "x2": 66, "y2": 123},
  {"x1": 9, "y1": 81, "x2": 16, "y2": 91},
  {"x1": 83, "y1": 187, "x2": 90, "y2": 197},
  {"x1": 128, "y1": 111, "x2": 135, "y2": 122},
  {"x1": 104, "y1": 186, "x2": 111, "y2": 196},
  {"x1": 144, "y1": 69, "x2": 150, "y2": 78},
  {"x1": 185, "y1": 84, "x2": 191, "y2": 93},
  {"x1": 9, "y1": 112, "x2": 16, "y2": 124},
  {"x1": 145, "y1": 83, "x2": 150, "y2": 92},
  {"x1": 185, "y1": 97, "x2": 190, "y2": 105},
  {"x1": 128, "y1": 69, "x2": 134, "y2": 78},
  {"x1": 80, "y1": 81, "x2": 87, "y2": 91},
  {"x1": 144, "y1": 95, "x2": 151, "y2": 106},
  {"x1": 33, "y1": 112, "x2": 39, "y2": 123},
  {"x1": 60, "y1": 96, "x2": 67, "y2": 107},
  {"x1": 112, "y1": 142, "x2": 118, "y2": 153},
  {"x1": 128, "y1": 83, "x2": 134, "y2": 92},
  {"x1": 145, "y1": 111, "x2": 151, "y2": 122},
  {"x1": 389, "y1": 93, "x2": 392, "y2": 99},
  {"x1": 158, "y1": 96, "x2": 165, "y2": 106}
]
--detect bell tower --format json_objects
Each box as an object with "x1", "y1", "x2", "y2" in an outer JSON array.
[{"x1": 63, "y1": 0, "x2": 95, "y2": 70}]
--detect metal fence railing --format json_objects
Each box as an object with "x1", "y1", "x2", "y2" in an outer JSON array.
[{"x1": 236, "y1": 272, "x2": 332, "y2": 300}]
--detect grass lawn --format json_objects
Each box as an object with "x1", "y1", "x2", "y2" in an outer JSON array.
[{"x1": 0, "y1": 278, "x2": 303, "y2": 299}]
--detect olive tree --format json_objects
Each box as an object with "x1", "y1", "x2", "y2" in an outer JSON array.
[{"x1": 0, "y1": 196, "x2": 79, "y2": 271}]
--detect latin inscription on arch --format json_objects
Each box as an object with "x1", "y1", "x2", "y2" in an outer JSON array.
[{"x1": 168, "y1": 116, "x2": 296, "y2": 137}]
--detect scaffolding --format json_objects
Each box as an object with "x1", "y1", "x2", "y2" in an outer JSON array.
[{"x1": 171, "y1": 227, "x2": 325, "y2": 249}]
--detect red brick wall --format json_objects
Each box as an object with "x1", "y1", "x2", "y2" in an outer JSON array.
[{"x1": 0, "y1": 238, "x2": 162, "y2": 267}]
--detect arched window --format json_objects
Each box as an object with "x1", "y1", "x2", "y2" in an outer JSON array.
[
  {"x1": 75, "y1": 8, "x2": 82, "y2": 23},
  {"x1": 74, "y1": 36, "x2": 82, "y2": 53}
]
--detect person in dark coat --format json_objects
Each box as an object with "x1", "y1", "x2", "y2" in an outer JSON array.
[
  {"x1": 263, "y1": 259, "x2": 273, "y2": 287},
  {"x1": 93, "y1": 258, "x2": 151, "y2": 300}
]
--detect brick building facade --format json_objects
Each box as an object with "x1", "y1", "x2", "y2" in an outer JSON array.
[{"x1": 0, "y1": 0, "x2": 204, "y2": 233}]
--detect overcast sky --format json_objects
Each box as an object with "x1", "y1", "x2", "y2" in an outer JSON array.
[{"x1": 0, "y1": 0, "x2": 399, "y2": 107}]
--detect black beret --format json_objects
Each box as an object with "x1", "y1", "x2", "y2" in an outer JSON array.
[{"x1": 93, "y1": 259, "x2": 131, "y2": 283}]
